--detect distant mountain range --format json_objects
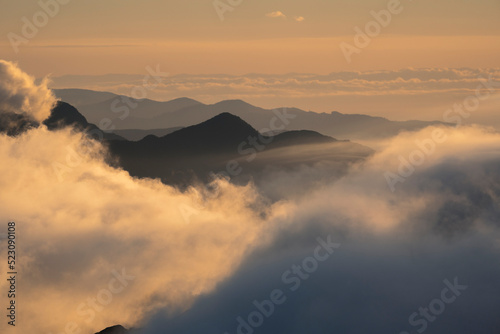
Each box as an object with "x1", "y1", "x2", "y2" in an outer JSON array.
[
  {"x1": 45, "y1": 101, "x2": 125, "y2": 141},
  {"x1": 54, "y1": 89, "x2": 449, "y2": 141},
  {"x1": 0, "y1": 101, "x2": 123, "y2": 140},
  {"x1": 111, "y1": 127, "x2": 183, "y2": 141}
]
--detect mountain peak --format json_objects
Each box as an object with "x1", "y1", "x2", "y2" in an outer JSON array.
[
  {"x1": 95, "y1": 325, "x2": 128, "y2": 334},
  {"x1": 162, "y1": 112, "x2": 258, "y2": 145},
  {"x1": 162, "y1": 97, "x2": 203, "y2": 110},
  {"x1": 212, "y1": 99, "x2": 255, "y2": 109},
  {"x1": 43, "y1": 101, "x2": 89, "y2": 130},
  {"x1": 206, "y1": 111, "x2": 245, "y2": 122},
  {"x1": 170, "y1": 97, "x2": 202, "y2": 104},
  {"x1": 133, "y1": 112, "x2": 259, "y2": 155}
]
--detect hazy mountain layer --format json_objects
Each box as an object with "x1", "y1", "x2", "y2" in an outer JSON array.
[
  {"x1": 53, "y1": 89, "x2": 448, "y2": 140},
  {"x1": 107, "y1": 112, "x2": 373, "y2": 191}
]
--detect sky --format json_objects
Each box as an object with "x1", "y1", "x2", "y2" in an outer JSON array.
[
  {"x1": 1, "y1": 0, "x2": 498, "y2": 124},
  {"x1": 1, "y1": 3, "x2": 500, "y2": 332},
  {"x1": 0, "y1": 0, "x2": 499, "y2": 76}
]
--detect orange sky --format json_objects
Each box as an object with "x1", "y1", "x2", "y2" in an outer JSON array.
[{"x1": 0, "y1": 0, "x2": 499, "y2": 76}]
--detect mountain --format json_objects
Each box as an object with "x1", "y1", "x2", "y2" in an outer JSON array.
[
  {"x1": 0, "y1": 111, "x2": 38, "y2": 136},
  {"x1": 107, "y1": 112, "x2": 373, "y2": 188},
  {"x1": 53, "y1": 89, "x2": 449, "y2": 141},
  {"x1": 138, "y1": 112, "x2": 262, "y2": 152},
  {"x1": 3, "y1": 99, "x2": 370, "y2": 191},
  {"x1": 111, "y1": 127, "x2": 183, "y2": 141},
  {"x1": 53, "y1": 88, "x2": 118, "y2": 107},
  {"x1": 270, "y1": 130, "x2": 335, "y2": 148},
  {"x1": 108, "y1": 112, "x2": 335, "y2": 162},
  {"x1": 0, "y1": 100, "x2": 125, "y2": 140},
  {"x1": 54, "y1": 89, "x2": 202, "y2": 120},
  {"x1": 0, "y1": 101, "x2": 100, "y2": 137},
  {"x1": 94, "y1": 325, "x2": 140, "y2": 334},
  {"x1": 44, "y1": 101, "x2": 90, "y2": 130},
  {"x1": 1, "y1": 99, "x2": 373, "y2": 195},
  {"x1": 44, "y1": 101, "x2": 125, "y2": 141},
  {"x1": 95, "y1": 325, "x2": 128, "y2": 334}
]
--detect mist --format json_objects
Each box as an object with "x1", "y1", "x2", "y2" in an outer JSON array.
[{"x1": 143, "y1": 126, "x2": 500, "y2": 334}]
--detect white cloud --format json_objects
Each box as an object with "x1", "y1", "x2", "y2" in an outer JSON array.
[
  {"x1": 266, "y1": 11, "x2": 286, "y2": 18},
  {"x1": 144, "y1": 125, "x2": 500, "y2": 333},
  {"x1": 0, "y1": 60, "x2": 56, "y2": 122},
  {"x1": 0, "y1": 61, "x2": 282, "y2": 334}
]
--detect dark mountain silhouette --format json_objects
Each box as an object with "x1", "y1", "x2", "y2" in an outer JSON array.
[
  {"x1": 54, "y1": 89, "x2": 450, "y2": 140},
  {"x1": 107, "y1": 112, "x2": 373, "y2": 188},
  {"x1": 138, "y1": 112, "x2": 261, "y2": 152},
  {"x1": 43, "y1": 101, "x2": 125, "y2": 141},
  {"x1": 0, "y1": 101, "x2": 125, "y2": 141},
  {"x1": 95, "y1": 325, "x2": 127, "y2": 334},
  {"x1": 270, "y1": 130, "x2": 336, "y2": 148},
  {"x1": 44, "y1": 101, "x2": 90, "y2": 130},
  {"x1": 3, "y1": 98, "x2": 373, "y2": 192},
  {"x1": 55, "y1": 88, "x2": 202, "y2": 119},
  {"x1": 112, "y1": 127, "x2": 183, "y2": 141},
  {"x1": 107, "y1": 113, "x2": 260, "y2": 184},
  {"x1": 1, "y1": 99, "x2": 373, "y2": 191},
  {"x1": 0, "y1": 111, "x2": 38, "y2": 136},
  {"x1": 109, "y1": 111, "x2": 333, "y2": 160},
  {"x1": 94, "y1": 325, "x2": 140, "y2": 334},
  {"x1": 0, "y1": 101, "x2": 89, "y2": 137}
]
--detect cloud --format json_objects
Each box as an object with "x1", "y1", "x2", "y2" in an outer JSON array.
[
  {"x1": 143, "y1": 125, "x2": 500, "y2": 333},
  {"x1": 0, "y1": 60, "x2": 56, "y2": 122},
  {"x1": 266, "y1": 11, "x2": 286, "y2": 18},
  {"x1": 294, "y1": 16, "x2": 305, "y2": 22},
  {"x1": 0, "y1": 126, "x2": 282, "y2": 334},
  {"x1": 48, "y1": 68, "x2": 500, "y2": 100},
  {"x1": 0, "y1": 61, "x2": 282, "y2": 334}
]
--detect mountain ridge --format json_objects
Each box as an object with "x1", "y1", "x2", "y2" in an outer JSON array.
[
  {"x1": 53, "y1": 88, "x2": 450, "y2": 140},
  {"x1": 106, "y1": 110, "x2": 372, "y2": 186}
]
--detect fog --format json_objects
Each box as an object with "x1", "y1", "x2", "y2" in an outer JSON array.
[{"x1": 144, "y1": 126, "x2": 500, "y2": 334}]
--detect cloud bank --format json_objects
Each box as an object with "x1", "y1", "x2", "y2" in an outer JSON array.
[
  {"x1": 49, "y1": 68, "x2": 500, "y2": 101},
  {"x1": 143, "y1": 125, "x2": 500, "y2": 334}
]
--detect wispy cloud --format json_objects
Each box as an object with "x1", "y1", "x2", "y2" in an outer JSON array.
[
  {"x1": 294, "y1": 16, "x2": 305, "y2": 22},
  {"x1": 29, "y1": 44, "x2": 139, "y2": 48},
  {"x1": 266, "y1": 11, "x2": 286, "y2": 19},
  {"x1": 49, "y1": 68, "x2": 500, "y2": 99}
]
